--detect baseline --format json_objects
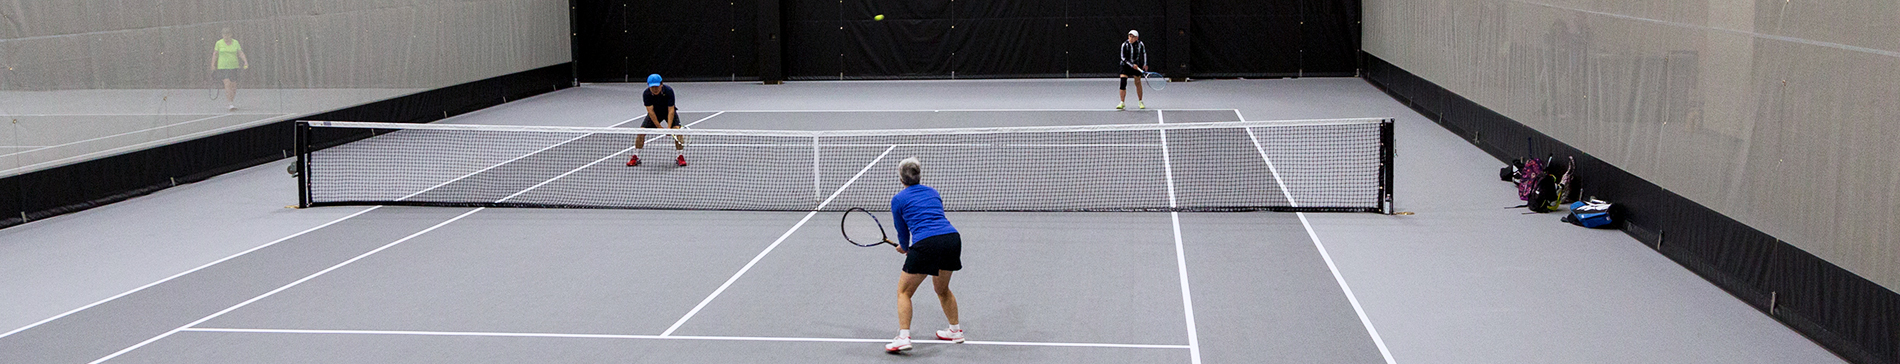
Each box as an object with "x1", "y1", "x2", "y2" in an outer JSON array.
[
  {"x1": 180, "y1": 327, "x2": 1189, "y2": 350},
  {"x1": 88, "y1": 208, "x2": 485, "y2": 363}
]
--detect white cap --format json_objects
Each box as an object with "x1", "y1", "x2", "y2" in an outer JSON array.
[{"x1": 1128, "y1": 30, "x2": 1139, "y2": 37}]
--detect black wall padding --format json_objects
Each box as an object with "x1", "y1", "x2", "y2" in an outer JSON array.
[
  {"x1": 1189, "y1": 0, "x2": 1358, "y2": 77},
  {"x1": 0, "y1": 63, "x2": 574, "y2": 231},
  {"x1": 579, "y1": 0, "x2": 1354, "y2": 80},
  {"x1": 573, "y1": 0, "x2": 760, "y2": 82},
  {"x1": 789, "y1": 0, "x2": 1165, "y2": 80},
  {"x1": 757, "y1": 0, "x2": 784, "y2": 82},
  {"x1": 1362, "y1": 52, "x2": 1898, "y2": 364}
]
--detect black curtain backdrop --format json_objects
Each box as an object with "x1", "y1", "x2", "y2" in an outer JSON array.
[
  {"x1": 1190, "y1": 0, "x2": 1357, "y2": 77},
  {"x1": 574, "y1": 0, "x2": 759, "y2": 82},
  {"x1": 575, "y1": 0, "x2": 1359, "y2": 81}
]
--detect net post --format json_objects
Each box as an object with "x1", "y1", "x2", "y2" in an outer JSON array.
[
  {"x1": 1379, "y1": 118, "x2": 1396, "y2": 214},
  {"x1": 812, "y1": 136, "x2": 822, "y2": 204},
  {"x1": 295, "y1": 120, "x2": 312, "y2": 208}
]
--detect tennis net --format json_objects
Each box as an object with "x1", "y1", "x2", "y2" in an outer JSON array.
[{"x1": 295, "y1": 118, "x2": 1393, "y2": 213}]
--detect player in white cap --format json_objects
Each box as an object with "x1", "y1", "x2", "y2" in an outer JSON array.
[{"x1": 1117, "y1": 30, "x2": 1148, "y2": 110}]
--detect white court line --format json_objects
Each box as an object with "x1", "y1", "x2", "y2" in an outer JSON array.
[
  {"x1": 498, "y1": 112, "x2": 724, "y2": 203},
  {"x1": 3, "y1": 114, "x2": 643, "y2": 340},
  {"x1": 0, "y1": 113, "x2": 294, "y2": 158},
  {"x1": 679, "y1": 143, "x2": 1162, "y2": 148},
  {"x1": 660, "y1": 144, "x2": 898, "y2": 336},
  {"x1": 1244, "y1": 124, "x2": 1397, "y2": 364},
  {"x1": 178, "y1": 327, "x2": 1190, "y2": 349},
  {"x1": 76, "y1": 114, "x2": 651, "y2": 361},
  {"x1": 432, "y1": 84, "x2": 579, "y2": 121},
  {"x1": 89, "y1": 208, "x2": 486, "y2": 364},
  {"x1": 1156, "y1": 111, "x2": 1205, "y2": 364},
  {"x1": 715, "y1": 108, "x2": 1236, "y2": 113},
  {"x1": 0, "y1": 206, "x2": 382, "y2": 340}
]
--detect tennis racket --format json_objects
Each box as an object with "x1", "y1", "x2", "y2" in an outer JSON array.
[
  {"x1": 1143, "y1": 71, "x2": 1167, "y2": 91},
  {"x1": 641, "y1": 118, "x2": 691, "y2": 148},
  {"x1": 670, "y1": 120, "x2": 690, "y2": 148},
  {"x1": 841, "y1": 207, "x2": 896, "y2": 247}
]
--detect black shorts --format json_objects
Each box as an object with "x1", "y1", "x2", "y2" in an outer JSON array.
[
  {"x1": 640, "y1": 110, "x2": 677, "y2": 128},
  {"x1": 1120, "y1": 65, "x2": 1143, "y2": 77},
  {"x1": 213, "y1": 68, "x2": 242, "y2": 82},
  {"x1": 902, "y1": 233, "x2": 962, "y2": 276}
]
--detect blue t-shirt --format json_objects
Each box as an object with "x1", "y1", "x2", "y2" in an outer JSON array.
[{"x1": 890, "y1": 184, "x2": 957, "y2": 249}]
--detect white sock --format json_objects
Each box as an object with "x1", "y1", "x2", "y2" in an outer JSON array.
[
  {"x1": 948, "y1": 324, "x2": 960, "y2": 331},
  {"x1": 898, "y1": 329, "x2": 910, "y2": 338}
]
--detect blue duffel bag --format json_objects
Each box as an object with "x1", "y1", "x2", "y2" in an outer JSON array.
[{"x1": 1564, "y1": 200, "x2": 1613, "y2": 228}]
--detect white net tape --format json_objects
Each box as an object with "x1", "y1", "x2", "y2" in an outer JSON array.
[{"x1": 302, "y1": 118, "x2": 1391, "y2": 212}]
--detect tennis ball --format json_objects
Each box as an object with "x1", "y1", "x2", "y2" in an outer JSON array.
[{"x1": 874, "y1": 14, "x2": 884, "y2": 21}]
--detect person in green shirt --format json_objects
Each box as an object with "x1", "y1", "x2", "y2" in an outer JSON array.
[{"x1": 211, "y1": 28, "x2": 250, "y2": 111}]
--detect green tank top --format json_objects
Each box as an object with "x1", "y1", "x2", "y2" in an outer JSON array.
[{"x1": 215, "y1": 39, "x2": 242, "y2": 69}]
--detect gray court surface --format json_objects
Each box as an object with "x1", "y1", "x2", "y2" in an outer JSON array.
[{"x1": 0, "y1": 79, "x2": 1846, "y2": 363}]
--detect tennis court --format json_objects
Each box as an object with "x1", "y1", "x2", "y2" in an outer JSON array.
[
  {"x1": 3, "y1": 92, "x2": 1390, "y2": 363},
  {"x1": 7, "y1": 0, "x2": 1893, "y2": 362},
  {"x1": 0, "y1": 80, "x2": 1842, "y2": 363}
]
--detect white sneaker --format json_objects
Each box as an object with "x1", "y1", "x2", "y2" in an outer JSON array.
[
  {"x1": 935, "y1": 328, "x2": 965, "y2": 343},
  {"x1": 884, "y1": 335, "x2": 913, "y2": 352},
  {"x1": 228, "y1": 104, "x2": 236, "y2": 111}
]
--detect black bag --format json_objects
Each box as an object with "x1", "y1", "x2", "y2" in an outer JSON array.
[
  {"x1": 1527, "y1": 174, "x2": 1558, "y2": 213},
  {"x1": 1500, "y1": 159, "x2": 1522, "y2": 182},
  {"x1": 1525, "y1": 156, "x2": 1570, "y2": 213}
]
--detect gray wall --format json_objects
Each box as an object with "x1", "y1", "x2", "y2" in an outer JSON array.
[
  {"x1": 1363, "y1": 0, "x2": 1898, "y2": 291},
  {"x1": 1, "y1": 0, "x2": 570, "y2": 89},
  {"x1": 0, "y1": 0, "x2": 570, "y2": 177}
]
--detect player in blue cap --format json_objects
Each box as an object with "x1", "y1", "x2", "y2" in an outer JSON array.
[{"x1": 628, "y1": 74, "x2": 687, "y2": 166}]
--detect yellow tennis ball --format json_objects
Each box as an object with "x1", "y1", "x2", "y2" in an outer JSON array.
[{"x1": 874, "y1": 14, "x2": 884, "y2": 21}]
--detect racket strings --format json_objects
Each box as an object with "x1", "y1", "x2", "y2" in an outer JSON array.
[{"x1": 841, "y1": 210, "x2": 889, "y2": 246}]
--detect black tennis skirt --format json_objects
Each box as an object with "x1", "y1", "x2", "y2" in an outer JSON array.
[{"x1": 902, "y1": 233, "x2": 962, "y2": 275}]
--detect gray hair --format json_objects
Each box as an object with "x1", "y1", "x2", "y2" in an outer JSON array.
[{"x1": 898, "y1": 157, "x2": 921, "y2": 186}]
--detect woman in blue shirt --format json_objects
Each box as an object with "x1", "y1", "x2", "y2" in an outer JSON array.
[{"x1": 884, "y1": 157, "x2": 965, "y2": 353}]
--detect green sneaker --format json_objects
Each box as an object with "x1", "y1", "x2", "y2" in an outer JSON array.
[{"x1": 1116, "y1": 102, "x2": 1125, "y2": 110}]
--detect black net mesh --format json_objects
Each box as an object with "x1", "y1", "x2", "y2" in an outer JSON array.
[{"x1": 300, "y1": 119, "x2": 1391, "y2": 213}]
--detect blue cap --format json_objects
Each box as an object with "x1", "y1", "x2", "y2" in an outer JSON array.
[{"x1": 646, "y1": 74, "x2": 663, "y2": 87}]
